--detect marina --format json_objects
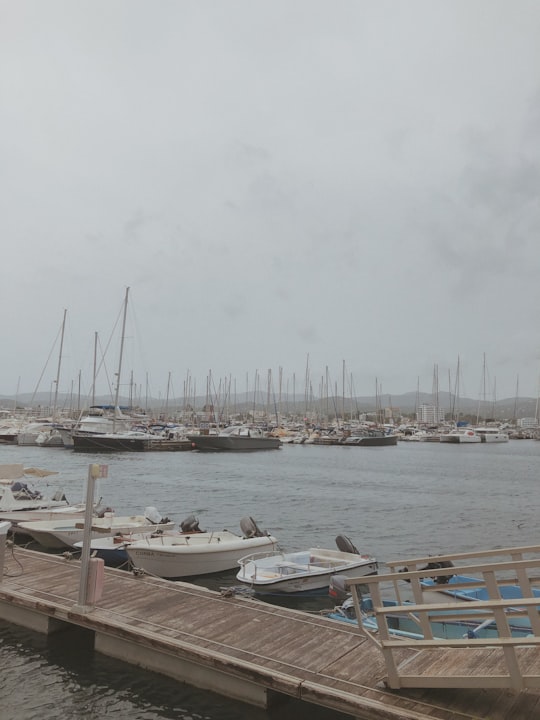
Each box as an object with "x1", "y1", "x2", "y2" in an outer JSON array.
[{"x1": 0, "y1": 439, "x2": 539, "y2": 719}]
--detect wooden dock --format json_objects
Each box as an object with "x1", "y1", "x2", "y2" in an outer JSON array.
[{"x1": 2, "y1": 546, "x2": 540, "y2": 719}]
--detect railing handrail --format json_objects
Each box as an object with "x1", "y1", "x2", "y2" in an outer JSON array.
[
  {"x1": 344, "y1": 552, "x2": 540, "y2": 690},
  {"x1": 347, "y1": 556, "x2": 540, "y2": 586},
  {"x1": 372, "y1": 595, "x2": 540, "y2": 616},
  {"x1": 385, "y1": 543, "x2": 540, "y2": 569}
]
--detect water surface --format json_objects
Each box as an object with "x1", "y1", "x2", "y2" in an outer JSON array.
[{"x1": 1, "y1": 440, "x2": 538, "y2": 718}]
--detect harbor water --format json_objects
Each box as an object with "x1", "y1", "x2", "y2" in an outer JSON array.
[{"x1": 1, "y1": 440, "x2": 539, "y2": 719}]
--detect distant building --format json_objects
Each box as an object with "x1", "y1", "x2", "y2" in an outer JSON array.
[
  {"x1": 416, "y1": 404, "x2": 445, "y2": 424},
  {"x1": 518, "y1": 417, "x2": 538, "y2": 429}
]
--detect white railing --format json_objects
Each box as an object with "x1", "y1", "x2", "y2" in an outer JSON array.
[{"x1": 346, "y1": 547, "x2": 540, "y2": 690}]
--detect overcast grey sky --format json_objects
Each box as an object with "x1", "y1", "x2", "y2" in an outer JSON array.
[{"x1": 1, "y1": 1, "x2": 540, "y2": 404}]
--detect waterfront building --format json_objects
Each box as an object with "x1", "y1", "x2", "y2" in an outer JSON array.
[{"x1": 416, "y1": 404, "x2": 445, "y2": 424}]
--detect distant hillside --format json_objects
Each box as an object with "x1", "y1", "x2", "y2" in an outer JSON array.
[{"x1": 1, "y1": 390, "x2": 536, "y2": 420}]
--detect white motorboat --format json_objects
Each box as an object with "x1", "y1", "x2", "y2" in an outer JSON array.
[
  {"x1": 17, "y1": 506, "x2": 174, "y2": 549},
  {"x1": 236, "y1": 535, "x2": 378, "y2": 596},
  {"x1": 474, "y1": 427, "x2": 509, "y2": 443},
  {"x1": 188, "y1": 425, "x2": 281, "y2": 452},
  {"x1": 126, "y1": 516, "x2": 278, "y2": 578},
  {"x1": 439, "y1": 427, "x2": 482, "y2": 443},
  {"x1": 0, "y1": 463, "x2": 70, "y2": 513},
  {"x1": 73, "y1": 529, "x2": 172, "y2": 566}
]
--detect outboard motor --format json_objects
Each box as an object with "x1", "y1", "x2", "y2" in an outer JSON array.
[
  {"x1": 145, "y1": 506, "x2": 164, "y2": 525},
  {"x1": 180, "y1": 514, "x2": 201, "y2": 533},
  {"x1": 335, "y1": 534, "x2": 359, "y2": 555},
  {"x1": 240, "y1": 516, "x2": 264, "y2": 538},
  {"x1": 422, "y1": 559, "x2": 455, "y2": 584},
  {"x1": 329, "y1": 574, "x2": 350, "y2": 602}
]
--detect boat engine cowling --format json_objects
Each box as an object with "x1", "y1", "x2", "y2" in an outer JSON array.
[
  {"x1": 240, "y1": 516, "x2": 265, "y2": 538},
  {"x1": 145, "y1": 506, "x2": 165, "y2": 524},
  {"x1": 329, "y1": 574, "x2": 350, "y2": 602},
  {"x1": 180, "y1": 514, "x2": 201, "y2": 533},
  {"x1": 335, "y1": 534, "x2": 360, "y2": 555}
]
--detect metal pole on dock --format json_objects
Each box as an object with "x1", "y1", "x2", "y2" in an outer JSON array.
[{"x1": 74, "y1": 463, "x2": 106, "y2": 612}]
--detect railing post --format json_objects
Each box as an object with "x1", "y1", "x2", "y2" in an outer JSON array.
[{"x1": 484, "y1": 570, "x2": 523, "y2": 690}]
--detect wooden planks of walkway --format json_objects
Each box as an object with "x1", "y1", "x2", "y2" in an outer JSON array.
[{"x1": 1, "y1": 547, "x2": 540, "y2": 720}]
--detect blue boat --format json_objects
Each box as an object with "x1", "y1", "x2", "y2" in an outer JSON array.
[
  {"x1": 420, "y1": 573, "x2": 540, "y2": 604},
  {"x1": 327, "y1": 593, "x2": 534, "y2": 640}
]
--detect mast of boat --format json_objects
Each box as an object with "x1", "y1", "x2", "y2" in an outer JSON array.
[
  {"x1": 476, "y1": 352, "x2": 487, "y2": 426},
  {"x1": 267, "y1": 368, "x2": 271, "y2": 425},
  {"x1": 164, "y1": 371, "x2": 171, "y2": 419},
  {"x1": 512, "y1": 375, "x2": 519, "y2": 424},
  {"x1": 304, "y1": 354, "x2": 310, "y2": 421},
  {"x1": 535, "y1": 373, "x2": 540, "y2": 426},
  {"x1": 90, "y1": 332, "x2": 97, "y2": 407},
  {"x1": 342, "y1": 359, "x2": 346, "y2": 425},
  {"x1": 432, "y1": 363, "x2": 439, "y2": 427},
  {"x1": 113, "y1": 286, "x2": 130, "y2": 430},
  {"x1": 278, "y1": 366, "x2": 283, "y2": 425},
  {"x1": 51, "y1": 308, "x2": 67, "y2": 421},
  {"x1": 450, "y1": 355, "x2": 460, "y2": 425},
  {"x1": 13, "y1": 376, "x2": 20, "y2": 413}
]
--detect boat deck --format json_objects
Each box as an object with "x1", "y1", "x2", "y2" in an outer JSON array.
[{"x1": 2, "y1": 547, "x2": 540, "y2": 719}]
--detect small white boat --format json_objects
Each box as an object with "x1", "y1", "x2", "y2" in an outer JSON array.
[
  {"x1": 72, "y1": 514, "x2": 206, "y2": 566},
  {"x1": 126, "y1": 516, "x2": 278, "y2": 578},
  {"x1": 236, "y1": 535, "x2": 378, "y2": 596},
  {"x1": 73, "y1": 529, "x2": 172, "y2": 566},
  {"x1": 17, "y1": 506, "x2": 174, "y2": 549},
  {"x1": 0, "y1": 463, "x2": 70, "y2": 513}
]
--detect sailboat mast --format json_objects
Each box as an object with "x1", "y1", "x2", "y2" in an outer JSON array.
[
  {"x1": 113, "y1": 286, "x2": 130, "y2": 414},
  {"x1": 52, "y1": 309, "x2": 67, "y2": 420}
]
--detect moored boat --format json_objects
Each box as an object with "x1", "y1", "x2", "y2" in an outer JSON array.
[
  {"x1": 188, "y1": 425, "x2": 281, "y2": 452},
  {"x1": 236, "y1": 535, "x2": 378, "y2": 596},
  {"x1": 126, "y1": 516, "x2": 278, "y2": 578},
  {"x1": 0, "y1": 463, "x2": 69, "y2": 513},
  {"x1": 342, "y1": 430, "x2": 398, "y2": 447},
  {"x1": 73, "y1": 529, "x2": 172, "y2": 566},
  {"x1": 327, "y1": 591, "x2": 535, "y2": 640},
  {"x1": 420, "y1": 573, "x2": 540, "y2": 603},
  {"x1": 474, "y1": 427, "x2": 510, "y2": 443},
  {"x1": 17, "y1": 506, "x2": 174, "y2": 549},
  {"x1": 439, "y1": 427, "x2": 481, "y2": 443}
]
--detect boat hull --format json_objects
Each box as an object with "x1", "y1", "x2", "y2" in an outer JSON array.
[
  {"x1": 126, "y1": 533, "x2": 278, "y2": 578},
  {"x1": 188, "y1": 436, "x2": 281, "y2": 452},
  {"x1": 440, "y1": 430, "x2": 481, "y2": 443},
  {"x1": 18, "y1": 518, "x2": 175, "y2": 549},
  {"x1": 329, "y1": 599, "x2": 534, "y2": 639},
  {"x1": 343, "y1": 435, "x2": 398, "y2": 447},
  {"x1": 72, "y1": 433, "x2": 150, "y2": 452},
  {"x1": 72, "y1": 433, "x2": 193, "y2": 452}
]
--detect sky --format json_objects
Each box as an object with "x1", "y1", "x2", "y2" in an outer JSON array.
[{"x1": 1, "y1": 0, "x2": 540, "y2": 405}]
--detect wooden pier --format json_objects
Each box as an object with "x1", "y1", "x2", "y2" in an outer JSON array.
[{"x1": 2, "y1": 546, "x2": 540, "y2": 719}]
